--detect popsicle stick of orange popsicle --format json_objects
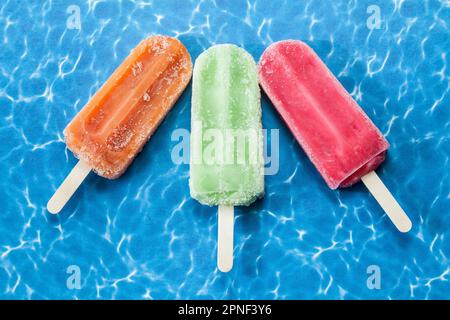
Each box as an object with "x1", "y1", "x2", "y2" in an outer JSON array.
[
  {"x1": 47, "y1": 160, "x2": 91, "y2": 214},
  {"x1": 47, "y1": 36, "x2": 192, "y2": 214}
]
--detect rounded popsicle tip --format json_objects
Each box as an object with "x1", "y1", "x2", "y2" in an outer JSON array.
[
  {"x1": 267, "y1": 39, "x2": 308, "y2": 49},
  {"x1": 46, "y1": 199, "x2": 62, "y2": 215},
  {"x1": 258, "y1": 39, "x2": 312, "y2": 71},
  {"x1": 218, "y1": 260, "x2": 233, "y2": 273},
  {"x1": 397, "y1": 218, "x2": 412, "y2": 233},
  {"x1": 195, "y1": 43, "x2": 256, "y2": 67},
  {"x1": 139, "y1": 35, "x2": 191, "y2": 55}
]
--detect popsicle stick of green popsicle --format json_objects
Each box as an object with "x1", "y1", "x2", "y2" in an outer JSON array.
[
  {"x1": 190, "y1": 44, "x2": 264, "y2": 272},
  {"x1": 217, "y1": 205, "x2": 234, "y2": 272}
]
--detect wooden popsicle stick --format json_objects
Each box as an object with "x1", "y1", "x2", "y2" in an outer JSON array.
[
  {"x1": 47, "y1": 160, "x2": 91, "y2": 214},
  {"x1": 217, "y1": 205, "x2": 234, "y2": 272},
  {"x1": 361, "y1": 171, "x2": 412, "y2": 233}
]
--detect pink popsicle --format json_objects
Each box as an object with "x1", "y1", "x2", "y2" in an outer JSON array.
[
  {"x1": 259, "y1": 40, "x2": 388, "y2": 189},
  {"x1": 259, "y1": 40, "x2": 411, "y2": 232}
]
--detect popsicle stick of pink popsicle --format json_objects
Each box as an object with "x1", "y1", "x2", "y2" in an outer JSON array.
[
  {"x1": 258, "y1": 40, "x2": 412, "y2": 233},
  {"x1": 361, "y1": 172, "x2": 411, "y2": 232}
]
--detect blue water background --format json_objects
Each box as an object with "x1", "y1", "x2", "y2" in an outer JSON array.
[{"x1": 0, "y1": 0, "x2": 449, "y2": 299}]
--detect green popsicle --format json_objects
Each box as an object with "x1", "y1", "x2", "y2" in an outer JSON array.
[{"x1": 190, "y1": 44, "x2": 264, "y2": 206}]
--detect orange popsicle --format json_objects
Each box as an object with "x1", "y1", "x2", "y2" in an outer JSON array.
[
  {"x1": 66, "y1": 35, "x2": 192, "y2": 178},
  {"x1": 47, "y1": 35, "x2": 192, "y2": 213}
]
